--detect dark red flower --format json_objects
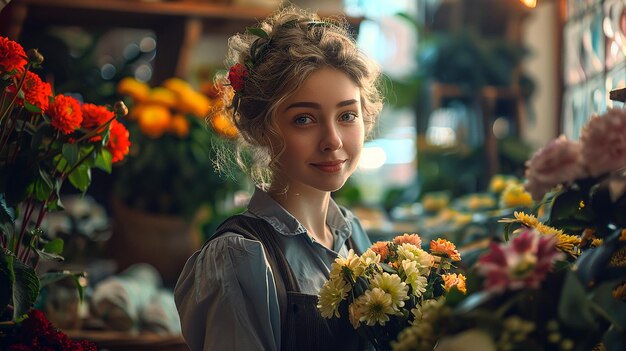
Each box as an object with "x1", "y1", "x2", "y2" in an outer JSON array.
[
  {"x1": 107, "y1": 119, "x2": 131, "y2": 163},
  {"x1": 47, "y1": 94, "x2": 83, "y2": 134},
  {"x1": 228, "y1": 63, "x2": 248, "y2": 92},
  {"x1": 7, "y1": 344, "x2": 32, "y2": 351},
  {"x1": 0, "y1": 36, "x2": 27, "y2": 73}
]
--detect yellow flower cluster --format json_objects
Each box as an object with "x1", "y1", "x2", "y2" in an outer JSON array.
[
  {"x1": 501, "y1": 212, "x2": 582, "y2": 257},
  {"x1": 318, "y1": 233, "x2": 465, "y2": 336},
  {"x1": 117, "y1": 77, "x2": 213, "y2": 138},
  {"x1": 499, "y1": 183, "x2": 533, "y2": 209}
]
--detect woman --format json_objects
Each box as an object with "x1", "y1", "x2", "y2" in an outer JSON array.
[{"x1": 174, "y1": 5, "x2": 383, "y2": 350}]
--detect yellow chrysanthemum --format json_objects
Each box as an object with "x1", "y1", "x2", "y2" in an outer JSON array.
[
  {"x1": 355, "y1": 288, "x2": 395, "y2": 326},
  {"x1": 400, "y1": 259, "x2": 428, "y2": 296},
  {"x1": 506, "y1": 212, "x2": 581, "y2": 257},
  {"x1": 330, "y1": 249, "x2": 364, "y2": 281},
  {"x1": 360, "y1": 249, "x2": 381, "y2": 266},
  {"x1": 317, "y1": 277, "x2": 350, "y2": 318},
  {"x1": 397, "y1": 244, "x2": 433, "y2": 275},
  {"x1": 441, "y1": 273, "x2": 467, "y2": 294},
  {"x1": 513, "y1": 211, "x2": 539, "y2": 227},
  {"x1": 117, "y1": 77, "x2": 150, "y2": 103},
  {"x1": 500, "y1": 183, "x2": 533, "y2": 208},
  {"x1": 609, "y1": 247, "x2": 626, "y2": 268},
  {"x1": 369, "y1": 272, "x2": 409, "y2": 311},
  {"x1": 348, "y1": 301, "x2": 362, "y2": 329}
]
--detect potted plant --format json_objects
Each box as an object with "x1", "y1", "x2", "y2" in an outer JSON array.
[{"x1": 0, "y1": 36, "x2": 130, "y2": 349}]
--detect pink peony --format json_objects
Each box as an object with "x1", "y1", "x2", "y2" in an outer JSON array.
[
  {"x1": 523, "y1": 135, "x2": 587, "y2": 201},
  {"x1": 580, "y1": 108, "x2": 626, "y2": 177},
  {"x1": 477, "y1": 228, "x2": 563, "y2": 293}
]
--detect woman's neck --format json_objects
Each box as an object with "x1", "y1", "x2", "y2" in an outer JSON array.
[{"x1": 268, "y1": 185, "x2": 334, "y2": 249}]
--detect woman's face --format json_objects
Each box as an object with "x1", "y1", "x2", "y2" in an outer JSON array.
[{"x1": 271, "y1": 67, "x2": 364, "y2": 194}]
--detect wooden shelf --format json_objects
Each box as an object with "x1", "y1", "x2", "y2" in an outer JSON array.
[{"x1": 1, "y1": 0, "x2": 363, "y2": 83}]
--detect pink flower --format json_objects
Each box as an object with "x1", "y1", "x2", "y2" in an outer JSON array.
[
  {"x1": 523, "y1": 135, "x2": 587, "y2": 201},
  {"x1": 580, "y1": 108, "x2": 626, "y2": 177},
  {"x1": 477, "y1": 229, "x2": 563, "y2": 293},
  {"x1": 392, "y1": 233, "x2": 422, "y2": 247}
]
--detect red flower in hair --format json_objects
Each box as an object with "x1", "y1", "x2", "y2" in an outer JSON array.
[
  {"x1": 47, "y1": 94, "x2": 83, "y2": 134},
  {"x1": 8, "y1": 71, "x2": 52, "y2": 111},
  {"x1": 81, "y1": 103, "x2": 114, "y2": 141},
  {"x1": 0, "y1": 36, "x2": 27, "y2": 73},
  {"x1": 228, "y1": 63, "x2": 248, "y2": 92},
  {"x1": 107, "y1": 119, "x2": 131, "y2": 163}
]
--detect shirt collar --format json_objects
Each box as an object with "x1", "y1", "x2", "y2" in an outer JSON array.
[{"x1": 247, "y1": 187, "x2": 353, "y2": 239}]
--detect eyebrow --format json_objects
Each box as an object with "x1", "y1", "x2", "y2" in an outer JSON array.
[{"x1": 283, "y1": 99, "x2": 359, "y2": 111}]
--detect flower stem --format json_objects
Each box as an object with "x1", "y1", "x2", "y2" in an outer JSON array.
[
  {"x1": 0, "y1": 63, "x2": 32, "y2": 123},
  {"x1": 14, "y1": 196, "x2": 35, "y2": 259}
]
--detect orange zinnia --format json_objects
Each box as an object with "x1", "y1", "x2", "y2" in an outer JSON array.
[
  {"x1": 106, "y1": 119, "x2": 131, "y2": 163},
  {"x1": 430, "y1": 238, "x2": 461, "y2": 261},
  {"x1": 0, "y1": 36, "x2": 27, "y2": 73},
  {"x1": 47, "y1": 94, "x2": 83, "y2": 134},
  {"x1": 392, "y1": 233, "x2": 422, "y2": 247},
  {"x1": 370, "y1": 241, "x2": 390, "y2": 262}
]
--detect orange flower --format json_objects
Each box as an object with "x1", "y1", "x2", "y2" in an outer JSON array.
[
  {"x1": 370, "y1": 241, "x2": 390, "y2": 262},
  {"x1": 0, "y1": 36, "x2": 27, "y2": 73},
  {"x1": 137, "y1": 104, "x2": 171, "y2": 139},
  {"x1": 392, "y1": 233, "x2": 422, "y2": 247},
  {"x1": 107, "y1": 119, "x2": 131, "y2": 163},
  {"x1": 441, "y1": 273, "x2": 467, "y2": 294},
  {"x1": 47, "y1": 94, "x2": 82, "y2": 134},
  {"x1": 81, "y1": 103, "x2": 114, "y2": 141},
  {"x1": 211, "y1": 112, "x2": 238, "y2": 138},
  {"x1": 117, "y1": 77, "x2": 150, "y2": 103},
  {"x1": 169, "y1": 114, "x2": 190, "y2": 138},
  {"x1": 430, "y1": 238, "x2": 461, "y2": 261}
]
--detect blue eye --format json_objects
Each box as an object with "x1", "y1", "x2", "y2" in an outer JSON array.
[
  {"x1": 339, "y1": 112, "x2": 357, "y2": 122},
  {"x1": 294, "y1": 115, "x2": 313, "y2": 125}
]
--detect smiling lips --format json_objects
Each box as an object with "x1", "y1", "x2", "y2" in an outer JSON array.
[{"x1": 311, "y1": 160, "x2": 346, "y2": 173}]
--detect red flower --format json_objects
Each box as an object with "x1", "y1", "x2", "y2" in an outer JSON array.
[
  {"x1": 228, "y1": 63, "x2": 248, "y2": 92},
  {"x1": 0, "y1": 36, "x2": 27, "y2": 73},
  {"x1": 8, "y1": 71, "x2": 52, "y2": 111},
  {"x1": 47, "y1": 94, "x2": 83, "y2": 134},
  {"x1": 81, "y1": 103, "x2": 114, "y2": 141},
  {"x1": 107, "y1": 119, "x2": 131, "y2": 163}
]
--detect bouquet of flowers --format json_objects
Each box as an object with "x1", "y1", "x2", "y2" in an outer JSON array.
[
  {"x1": 317, "y1": 233, "x2": 465, "y2": 350},
  {"x1": 1, "y1": 35, "x2": 129, "y2": 348}
]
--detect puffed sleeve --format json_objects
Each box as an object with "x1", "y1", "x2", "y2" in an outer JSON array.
[{"x1": 174, "y1": 233, "x2": 281, "y2": 351}]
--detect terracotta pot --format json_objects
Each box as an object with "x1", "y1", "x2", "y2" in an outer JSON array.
[{"x1": 108, "y1": 198, "x2": 202, "y2": 287}]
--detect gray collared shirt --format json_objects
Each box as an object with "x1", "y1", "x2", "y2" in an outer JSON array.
[{"x1": 174, "y1": 187, "x2": 371, "y2": 351}]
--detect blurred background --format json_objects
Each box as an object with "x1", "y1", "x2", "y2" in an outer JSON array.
[{"x1": 1, "y1": 0, "x2": 624, "y2": 348}]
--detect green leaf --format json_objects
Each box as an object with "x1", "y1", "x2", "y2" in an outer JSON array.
[
  {"x1": 0, "y1": 250, "x2": 40, "y2": 321},
  {"x1": 0, "y1": 249, "x2": 13, "y2": 313},
  {"x1": 68, "y1": 165, "x2": 91, "y2": 192},
  {"x1": 43, "y1": 238, "x2": 64, "y2": 255},
  {"x1": 246, "y1": 27, "x2": 269, "y2": 39},
  {"x1": 62, "y1": 143, "x2": 80, "y2": 166},
  {"x1": 0, "y1": 194, "x2": 15, "y2": 225},
  {"x1": 95, "y1": 148, "x2": 113, "y2": 173},
  {"x1": 23, "y1": 100, "x2": 42, "y2": 114},
  {"x1": 558, "y1": 270, "x2": 596, "y2": 329}
]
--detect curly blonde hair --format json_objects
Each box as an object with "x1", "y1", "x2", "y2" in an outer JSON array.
[{"x1": 214, "y1": 5, "x2": 383, "y2": 185}]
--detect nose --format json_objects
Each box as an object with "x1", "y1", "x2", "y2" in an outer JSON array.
[{"x1": 320, "y1": 123, "x2": 343, "y2": 152}]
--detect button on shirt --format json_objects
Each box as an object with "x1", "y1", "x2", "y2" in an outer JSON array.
[{"x1": 174, "y1": 187, "x2": 372, "y2": 351}]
